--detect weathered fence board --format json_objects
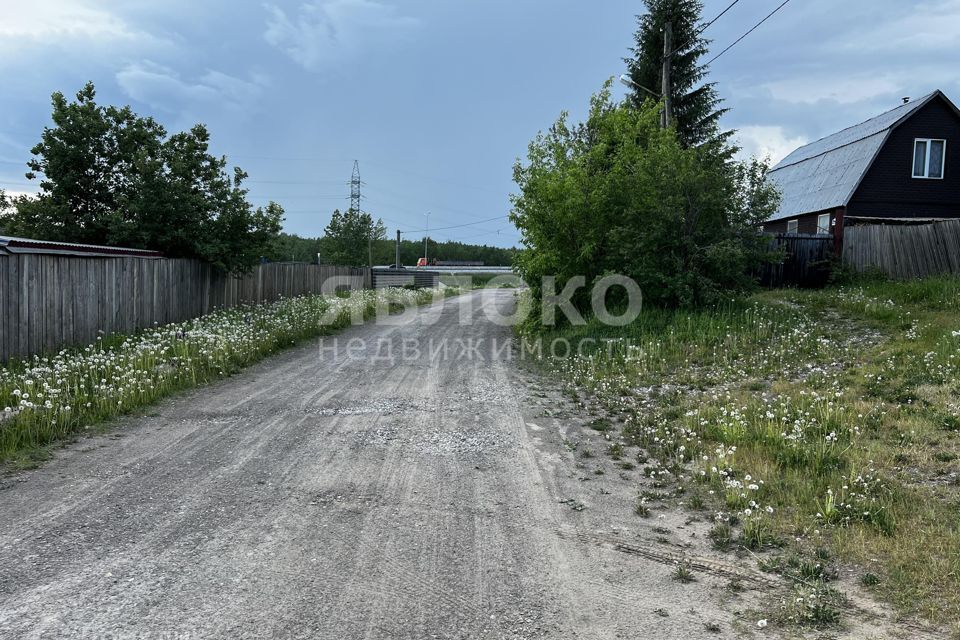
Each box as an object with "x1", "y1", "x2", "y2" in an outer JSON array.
[
  {"x1": 843, "y1": 220, "x2": 960, "y2": 279},
  {"x1": 0, "y1": 257, "x2": 369, "y2": 362},
  {"x1": 759, "y1": 234, "x2": 833, "y2": 288}
]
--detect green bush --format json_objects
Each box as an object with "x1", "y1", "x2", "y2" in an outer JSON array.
[{"x1": 509, "y1": 81, "x2": 780, "y2": 316}]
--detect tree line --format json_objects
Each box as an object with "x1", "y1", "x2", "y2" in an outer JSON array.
[{"x1": 269, "y1": 228, "x2": 516, "y2": 267}]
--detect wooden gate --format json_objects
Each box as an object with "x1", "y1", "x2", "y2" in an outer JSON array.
[{"x1": 759, "y1": 234, "x2": 833, "y2": 288}]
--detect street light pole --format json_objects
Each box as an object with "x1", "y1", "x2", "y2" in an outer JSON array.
[
  {"x1": 423, "y1": 212, "x2": 431, "y2": 265},
  {"x1": 620, "y1": 43, "x2": 671, "y2": 131},
  {"x1": 619, "y1": 74, "x2": 661, "y2": 101}
]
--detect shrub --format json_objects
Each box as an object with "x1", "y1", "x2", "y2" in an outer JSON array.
[{"x1": 509, "y1": 81, "x2": 780, "y2": 315}]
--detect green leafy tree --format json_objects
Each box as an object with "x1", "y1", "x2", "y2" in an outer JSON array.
[
  {"x1": 510, "y1": 81, "x2": 778, "y2": 312},
  {"x1": 3, "y1": 83, "x2": 283, "y2": 273},
  {"x1": 624, "y1": 0, "x2": 730, "y2": 149},
  {"x1": 322, "y1": 208, "x2": 386, "y2": 267}
]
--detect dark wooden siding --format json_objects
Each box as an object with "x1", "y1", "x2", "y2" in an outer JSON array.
[
  {"x1": 764, "y1": 210, "x2": 833, "y2": 235},
  {"x1": 848, "y1": 97, "x2": 960, "y2": 219}
]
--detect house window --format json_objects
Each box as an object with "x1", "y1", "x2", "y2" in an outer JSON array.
[
  {"x1": 816, "y1": 214, "x2": 831, "y2": 235},
  {"x1": 786, "y1": 219, "x2": 799, "y2": 234},
  {"x1": 913, "y1": 138, "x2": 946, "y2": 179}
]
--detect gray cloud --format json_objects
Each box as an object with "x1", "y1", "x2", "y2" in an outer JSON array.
[
  {"x1": 0, "y1": 1, "x2": 174, "y2": 59},
  {"x1": 713, "y1": 0, "x2": 960, "y2": 161},
  {"x1": 263, "y1": 0, "x2": 420, "y2": 72},
  {"x1": 116, "y1": 62, "x2": 266, "y2": 118}
]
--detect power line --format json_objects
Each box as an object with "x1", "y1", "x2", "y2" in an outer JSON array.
[
  {"x1": 671, "y1": 0, "x2": 742, "y2": 56},
  {"x1": 232, "y1": 155, "x2": 508, "y2": 196},
  {"x1": 247, "y1": 195, "x2": 350, "y2": 200},
  {"x1": 705, "y1": 0, "x2": 793, "y2": 65},
  {"x1": 232, "y1": 154, "x2": 351, "y2": 163},
  {"x1": 363, "y1": 200, "x2": 476, "y2": 229},
  {"x1": 246, "y1": 179, "x2": 348, "y2": 186},
  {"x1": 402, "y1": 215, "x2": 509, "y2": 234},
  {"x1": 361, "y1": 160, "x2": 507, "y2": 196},
  {"x1": 363, "y1": 183, "x2": 506, "y2": 222},
  {"x1": 700, "y1": 0, "x2": 742, "y2": 33}
]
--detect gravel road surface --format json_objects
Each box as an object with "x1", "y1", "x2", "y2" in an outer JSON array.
[{"x1": 0, "y1": 290, "x2": 805, "y2": 639}]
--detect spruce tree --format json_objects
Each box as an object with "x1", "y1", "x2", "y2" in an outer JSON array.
[{"x1": 624, "y1": 0, "x2": 730, "y2": 149}]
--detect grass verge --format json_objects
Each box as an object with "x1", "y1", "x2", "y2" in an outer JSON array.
[
  {"x1": 520, "y1": 275, "x2": 960, "y2": 635},
  {"x1": 0, "y1": 286, "x2": 457, "y2": 467}
]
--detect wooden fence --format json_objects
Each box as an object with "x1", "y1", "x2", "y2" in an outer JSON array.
[
  {"x1": 759, "y1": 233, "x2": 833, "y2": 288},
  {"x1": 371, "y1": 269, "x2": 439, "y2": 289},
  {"x1": 0, "y1": 256, "x2": 370, "y2": 362},
  {"x1": 843, "y1": 220, "x2": 960, "y2": 279}
]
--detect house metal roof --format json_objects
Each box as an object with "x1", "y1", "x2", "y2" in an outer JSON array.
[
  {"x1": 766, "y1": 91, "x2": 948, "y2": 222},
  {"x1": 0, "y1": 235, "x2": 163, "y2": 258}
]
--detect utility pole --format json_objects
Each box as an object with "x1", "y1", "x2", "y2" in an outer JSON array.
[
  {"x1": 395, "y1": 229, "x2": 401, "y2": 268},
  {"x1": 423, "y1": 212, "x2": 431, "y2": 265},
  {"x1": 661, "y1": 21, "x2": 673, "y2": 129}
]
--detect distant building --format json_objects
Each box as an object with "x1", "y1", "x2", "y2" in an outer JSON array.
[{"x1": 764, "y1": 90, "x2": 960, "y2": 248}]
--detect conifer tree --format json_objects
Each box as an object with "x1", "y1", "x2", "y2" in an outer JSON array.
[{"x1": 624, "y1": 0, "x2": 731, "y2": 149}]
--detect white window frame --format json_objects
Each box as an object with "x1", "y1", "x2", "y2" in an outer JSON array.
[
  {"x1": 913, "y1": 138, "x2": 946, "y2": 179},
  {"x1": 816, "y1": 214, "x2": 831, "y2": 235},
  {"x1": 786, "y1": 219, "x2": 799, "y2": 234}
]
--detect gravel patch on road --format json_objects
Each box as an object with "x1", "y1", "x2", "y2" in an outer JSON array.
[{"x1": 0, "y1": 289, "x2": 834, "y2": 639}]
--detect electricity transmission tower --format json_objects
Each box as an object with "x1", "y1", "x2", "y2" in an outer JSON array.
[
  {"x1": 348, "y1": 160, "x2": 374, "y2": 268},
  {"x1": 349, "y1": 160, "x2": 362, "y2": 213}
]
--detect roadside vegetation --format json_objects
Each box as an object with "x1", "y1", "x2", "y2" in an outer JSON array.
[
  {"x1": 0, "y1": 286, "x2": 456, "y2": 468},
  {"x1": 509, "y1": 83, "x2": 778, "y2": 314},
  {"x1": 507, "y1": 1, "x2": 960, "y2": 631},
  {"x1": 520, "y1": 275, "x2": 960, "y2": 634}
]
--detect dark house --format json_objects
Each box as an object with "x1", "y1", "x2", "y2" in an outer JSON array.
[{"x1": 763, "y1": 90, "x2": 960, "y2": 249}]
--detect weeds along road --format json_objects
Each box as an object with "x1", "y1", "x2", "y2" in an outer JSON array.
[{"x1": 0, "y1": 289, "x2": 747, "y2": 639}]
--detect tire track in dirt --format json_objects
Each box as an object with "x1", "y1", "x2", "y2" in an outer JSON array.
[
  {"x1": 1, "y1": 289, "x2": 845, "y2": 639},
  {"x1": 554, "y1": 527, "x2": 780, "y2": 588}
]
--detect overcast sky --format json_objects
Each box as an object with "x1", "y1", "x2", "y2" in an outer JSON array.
[{"x1": 2, "y1": 0, "x2": 959, "y2": 247}]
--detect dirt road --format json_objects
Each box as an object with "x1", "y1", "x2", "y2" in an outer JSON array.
[{"x1": 0, "y1": 289, "x2": 778, "y2": 639}]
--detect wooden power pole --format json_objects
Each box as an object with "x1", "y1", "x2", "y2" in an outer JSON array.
[{"x1": 661, "y1": 22, "x2": 673, "y2": 129}]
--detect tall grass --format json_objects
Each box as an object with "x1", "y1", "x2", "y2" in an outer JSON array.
[
  {"x1": 539, "y1": 299, "x2": 848, "y2": 389},
  {"x1": 527, "y1": 277, "x2": 960, "y2": 632},
  {"x1": 0, "y1": 287, "x2": 451, "y2": 464}
]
